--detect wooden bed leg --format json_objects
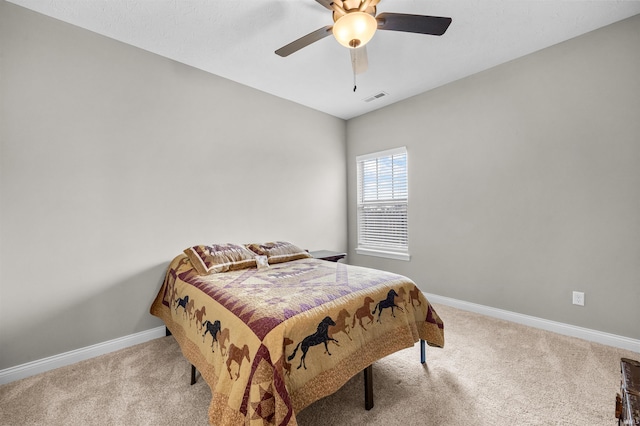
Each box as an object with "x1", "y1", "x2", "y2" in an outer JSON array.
[
  {"x1": 420, "y1": 339, "x2": 426, "y2": 364},
  {"x1": 191, "y1": 364, "x2": 197, "y2": 385},
  {"x1": 364, "y1": 364, "x2": 374, "y2": 410}
]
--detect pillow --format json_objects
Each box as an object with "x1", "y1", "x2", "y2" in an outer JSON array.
[
  {"x1": 183, "y1": 243, "x2": 257, "y2": 275},
  {"x1": 245, "y1": 241, "x2": 311, "y2": 265}
]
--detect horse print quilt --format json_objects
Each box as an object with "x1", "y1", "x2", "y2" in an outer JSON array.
[{"x1": 150, "y1": 254, "x2": 444, "y2": 425}]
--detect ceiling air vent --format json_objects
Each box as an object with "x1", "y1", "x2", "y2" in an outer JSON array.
[{"x1": 363, "y1": 92, "x2": 388, "y2": 103}]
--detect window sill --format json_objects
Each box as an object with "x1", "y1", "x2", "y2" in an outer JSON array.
[{"x1": 356, "y1": 248, "x2": 411, "y2": 262}]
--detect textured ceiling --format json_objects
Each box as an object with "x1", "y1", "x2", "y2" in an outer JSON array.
[{"x1": 8, "y1": 0, "x2": 640, "y2": 119}]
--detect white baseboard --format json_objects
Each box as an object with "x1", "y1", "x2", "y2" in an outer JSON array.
[
  {"x1": 2, "y1": 296, "x2": 638, "y2": 385},
  {"x1": 425, "y1": 293, "x2": 640, "y2": 354},
  {"x1": 0, "y1": 326, "x2": 166, "y2": 385}
]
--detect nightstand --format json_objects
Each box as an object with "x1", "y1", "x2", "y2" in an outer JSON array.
[{"x1": 309, "y1": 250, "x2": 347, "y2": 263}]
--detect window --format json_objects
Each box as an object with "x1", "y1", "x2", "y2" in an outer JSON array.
[{"x1": 356, "y1": 147, "x2": 410, "y2": 261}]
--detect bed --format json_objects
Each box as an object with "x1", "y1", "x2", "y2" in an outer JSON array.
[{"x1": 150, "y1": 242, "x2": 444, "y2": 425}]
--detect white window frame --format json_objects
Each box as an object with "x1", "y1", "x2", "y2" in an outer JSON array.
[{"x1": 356, "y1": 147, "x2": 410, "y2": 261}]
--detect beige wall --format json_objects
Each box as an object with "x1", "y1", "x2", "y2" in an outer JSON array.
[
  {"x1": 0, "y1": 2, "x2": 347, "y2": 369},
  {"x1": 347, "y1": 14, "x2": 640, "y2": 340}
]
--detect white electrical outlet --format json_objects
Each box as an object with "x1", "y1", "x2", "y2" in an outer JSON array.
[{"x1": 572, "y1": 291, "x2": 585, "y2": 306}]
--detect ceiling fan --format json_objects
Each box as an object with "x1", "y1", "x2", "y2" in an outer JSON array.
[{"x1": 275, "y1": 0, "x2": 452, "y2": 77}]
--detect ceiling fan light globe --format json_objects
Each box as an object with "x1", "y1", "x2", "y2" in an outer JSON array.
[{"x1": 332, "y1": 11, "x2": 377, "y2": 48}]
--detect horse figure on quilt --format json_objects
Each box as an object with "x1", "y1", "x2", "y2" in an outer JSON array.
[
  {"x1": 352, "y1": 296, "x2": 375, "y2": 331},
  {"x1": 226, "y1": 343, "x2": 250, "y2": 380},
  {"x1": 175, "y1": 295, "x2": 190, "y2": 317},
  {"x1": 372, "y1": 289, "x2": 404, "y2": 323},
  {"x1": 328, "y1": 309, "x2": 352, "y2": 342},
  {"x1": 202, "y1": 319, "x2": 222, "y2": 352},
  {"x1": 288, "y1": 316, "x2": 338, "y2": 370}
]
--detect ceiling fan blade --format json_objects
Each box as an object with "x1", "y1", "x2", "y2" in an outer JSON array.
[
  {"x1": 350, "y1": 46, "x2": 368, "y2": 75},
  {"x1": 376, "y1": 13, "x2": 452, "y2": 36},
  {"x1": 275, "y1": 25, "x2": 333, "y2": 57}
]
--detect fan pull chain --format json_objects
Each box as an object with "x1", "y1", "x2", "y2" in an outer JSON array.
[{"x1": 352, "y1": 50, "x2": 357, "y2": 92}]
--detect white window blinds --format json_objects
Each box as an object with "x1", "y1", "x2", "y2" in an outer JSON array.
[{"x1": 356, "y1": 147, "x2": 409, "y2": 261}]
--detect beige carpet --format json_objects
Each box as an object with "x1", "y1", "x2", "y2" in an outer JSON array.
[{"x1": 0, "y1": 304, "x2": 637, "y2": 425}]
